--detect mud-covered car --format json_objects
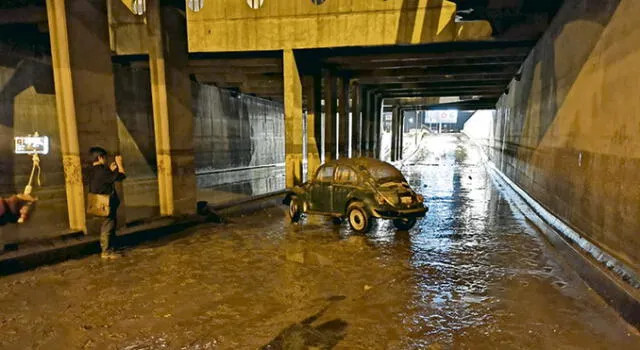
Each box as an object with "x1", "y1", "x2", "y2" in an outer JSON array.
[{"x1": 283, "y1": 158, "x2": 428, "y2": 232}]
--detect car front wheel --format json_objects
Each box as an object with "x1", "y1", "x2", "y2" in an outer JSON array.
[
  {"x1": 392, "y1": 218, "x2": 417, "y2": 230},
  {"x1": 347, "y1": 202, "x2": 372, "y2": 233},
  {"x1": 289, "y1": 196, "x2": 301, "y2": 223}
]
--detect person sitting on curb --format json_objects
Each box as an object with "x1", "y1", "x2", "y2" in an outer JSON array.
[{"x1": 0, "y1": 193, "x2": 37, "y2": 226}]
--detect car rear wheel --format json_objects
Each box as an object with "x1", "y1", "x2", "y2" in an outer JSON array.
[
  {"x1": 288, "y1": 196, "x2": 301, "y2": 223},
  {"x1": 393, "y1": 218, "x2": 417, "y2": 230},
  {"x1": 347, "y1": 202, "x2": 372, "y2": 233}
]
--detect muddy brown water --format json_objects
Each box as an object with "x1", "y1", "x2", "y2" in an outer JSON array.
[{"x1": 0, "y1": 135, "x2": 638, "y2": 349}]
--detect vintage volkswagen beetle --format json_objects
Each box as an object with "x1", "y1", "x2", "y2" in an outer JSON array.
[{"x1": 283, "y1": 158, "x2": 428, "y2": 232}]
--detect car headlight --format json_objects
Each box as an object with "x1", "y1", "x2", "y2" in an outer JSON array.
[
  {"x1": 375, "y1": 193, "x2": 386, "y2": 205},
  {"x1": 416, "y1": 194, "x2": 424, "y2": 203}
]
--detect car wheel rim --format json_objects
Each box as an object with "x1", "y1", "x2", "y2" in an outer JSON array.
[{"x1": 350, "y1": 209, "x2": 365, "y2": 231}]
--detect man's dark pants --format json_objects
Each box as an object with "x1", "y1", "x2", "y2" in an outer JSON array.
[{"x1": 100, "y1": 197, "x2": 119, "y2": 253}]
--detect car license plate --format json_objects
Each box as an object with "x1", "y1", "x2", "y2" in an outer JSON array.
[{"x1": 401, "y1": 196, "x2": 412, "y2": 204}]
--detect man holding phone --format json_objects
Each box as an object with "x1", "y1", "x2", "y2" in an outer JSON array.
[{"x1": 87, "y1": 147, "x2": 126, "y2": 259}]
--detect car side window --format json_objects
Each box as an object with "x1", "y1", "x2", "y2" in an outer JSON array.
[
  {"x1": 315, "y1": 166, "x2": 335, "y2": 183},
  {"x1": 335, "y1": 166, "x2": 359, "y2": 185}
]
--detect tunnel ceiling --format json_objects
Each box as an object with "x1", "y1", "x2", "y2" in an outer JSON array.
[
  {"x1": 189, "y1": 51, "x2": 284, "y2": 102},
  {"x1": 187, "y1": 0, "x2": 562, "y2": 106},
  {"x1": 301, "y1": 40, "x2": 534, "y2": 101},
  {"x1": 0, "y1": 0, "x2": 563, "y2": 107}
]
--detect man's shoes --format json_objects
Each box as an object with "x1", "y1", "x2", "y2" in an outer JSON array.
[{"x1": 101, "y1": 251, "x2": 121, "y2": 260}]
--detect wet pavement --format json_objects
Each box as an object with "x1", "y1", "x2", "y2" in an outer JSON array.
[{"x1": 1, "y1": 134, "x2": 638, "y2": 349}]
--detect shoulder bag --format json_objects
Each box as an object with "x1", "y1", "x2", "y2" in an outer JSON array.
[{"x1": 87, "y1": 193, "x2": 111, "y2": 217}]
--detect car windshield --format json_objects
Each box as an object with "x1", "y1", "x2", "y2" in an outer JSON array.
[{"x1": 367, "y1": 163, "x2": 406, "y2": 184}]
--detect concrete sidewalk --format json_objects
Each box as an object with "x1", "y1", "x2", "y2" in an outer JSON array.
[{"x1": 0, "y1": 192, "x2": 284, "y2": 275}]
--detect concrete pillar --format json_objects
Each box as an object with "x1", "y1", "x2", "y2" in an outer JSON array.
[
  {"x1": 351, "y1": 82, "x2": 362, "y2": 157},
  {"x1": 46, "y1": 0, "x2": 123, "y2": 232},
  {"x1": 359, "y1": 90, "x2": 368, "y2": 157},
  {"x1": 361, "y1": 89, "x2": 373, "y2": 157},
  {"x1": 283, "y1": 49, "x2": 304, "y2": 188},
  {"x1": 374, "y1": 96, "x2": 384, "y2": 159},
  {"x1": 323, "y1": 71, "x2": 337, "y2": 162},
  {"x1": 338, "y1": 76, "x2": 350, "y2": 159},
  {"x1": 391, "y1": 105, "x2": 400, "y2": 162},
  {"x1": 399, "y1": 111, "x2": 405, "y2": 160},
  {"x1": 369, "y1": 94, "x2": 382, "y2": 159},
  {"x1": 147, "y1": 1, "x2": 196, "y2": 215},
  {"x1": 303, "y1": 74, "x2": 322, "y2": 179}
]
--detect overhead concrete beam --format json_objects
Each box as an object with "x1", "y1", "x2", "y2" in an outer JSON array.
[
  {"x1": 186, "y1": 0, "x2": 492, "y2": 52},
  {"x1": 358, "y1": 74, "x2": 513, "y2": 84}
]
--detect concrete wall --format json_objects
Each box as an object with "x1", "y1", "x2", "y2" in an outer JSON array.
[
  {"x1": 0, "y1": 34, "x2": 70, "y2": 244},
  {"x1": 489, "y1": 0, "x2": 640, "y2": 274},
  {"x1": 186, "y1": 0, "x2": 492, "y2": 52},
  {"x1": 0, "y1": 54, "x2": 163, "y2": 244},
  {"x1": 113, "y1": 64, "x2": 161, "y2": 222},
  {"x1": 193, "y1": 84, "x2": 285, "y2": 205}
]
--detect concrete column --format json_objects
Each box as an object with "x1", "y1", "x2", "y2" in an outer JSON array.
[
  {"x1": 323, "y1": 71, "x2": 337, "y2": 162},
  {"x1": 361, "y1": 89, "x2": 372, "y2": 157},
  {"x1": 391, "y1": 105, "x2": 400, "y2": 162},
  {"x1": 399, "y1": 111, "x2": 405, "y2": 160},
  {"x1": 351, "y1": 82, "x2": 362, "y2": 157},
  {"x1": 283, "y1": 49, "x2": 304, "y2": 188},
  {"x1": 376, "y1": 97, "x2": 384, "y2": 159},
  {"x1": 46, "y1": 0, "x2": 122, "y2": 233},
  {"x1": 338, "y1": 76, "x2": 350, "y2": 159},
  {"x1": 147, "y1": 1, "x2": 196, "y2": 215},
  {"x1": 303, "y1": 74, "x2": 322, "y2": 179},
  {"x1": 369, "y1": 94, "x2": 382, "y2": 159}
]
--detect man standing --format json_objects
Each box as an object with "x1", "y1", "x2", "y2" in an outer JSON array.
[{"x1": 88, "y1": 147, "x2": 126, "y2": 259}]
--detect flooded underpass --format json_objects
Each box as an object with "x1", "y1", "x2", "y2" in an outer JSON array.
[{"x1": 1, "y1": 134, "x2": 638, "y2": 349}]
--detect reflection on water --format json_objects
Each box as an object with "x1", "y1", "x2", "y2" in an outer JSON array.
[{"x1": 0, "y1": 135, "x2": 638, "y2": 349}]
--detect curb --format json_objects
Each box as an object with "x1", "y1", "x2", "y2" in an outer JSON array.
[
  {"x1": 0, "y1": 191, "x2": 285, "y2": 275},
  {"x1": 464, "y1": 134, "x2": 640, "y2": 329}
]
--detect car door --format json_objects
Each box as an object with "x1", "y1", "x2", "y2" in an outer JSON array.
[
  {"x1": 333, "y1": 166, "x2": 359, "y2": 214},
  {"x1": 309, "y1": 165, "x2": 334, "y2": 213}
]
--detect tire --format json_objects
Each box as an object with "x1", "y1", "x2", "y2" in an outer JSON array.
[
  {"x1": 347, "y1": 202, "x2": 372, "y2": 233},
  {"x1": 288, "y1": 196, "x2": 301, "y2": 223},
  {"x1": 393, "y1": 218, "x2": 417, "y2": 230}
]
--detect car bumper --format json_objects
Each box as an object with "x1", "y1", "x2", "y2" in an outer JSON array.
[{"x1": 372, "y1": 205, "x2": 428, "y2": 219}]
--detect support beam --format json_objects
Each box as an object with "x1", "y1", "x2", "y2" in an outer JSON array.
[
  {"x1": 368, "y1": 94, "x2": 380, "y2": 159},
  {"x1": 283, "y1": 49, "x2": 304, "y2": 188},
  {"x1": 46, "y1": 0, "x2": 123, "y2": 233},
  {"x1": 373, "y1": 95, "x2": 383, "y2": 159},
  {"x1": 338, "y1": 76, "x2": 350, "y2": 159},
  {"x1": 399, "y1": 112, "x2": 405, "y2": 160},
  {"x1": 391, "y1": 105, "x2": 400, "y2": 162},
  {"x1": 351, "y1": 82, "x2": 362, "y2": 158},
  {"x1": 323, "y1": 71, "x2": 337, "y2": 162},
  {"x1": 147, "y1": 1, "x2": 197, "y2": 215},
  {"x1": 360, "y1": 89, "x2": 371, "y2": 157},
  {"x1": 396, "y1": 108, "x2": 403, "y2": 161},
  {"x1": 304, "y1": 74, "x2": 322, "y2": 180}
]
